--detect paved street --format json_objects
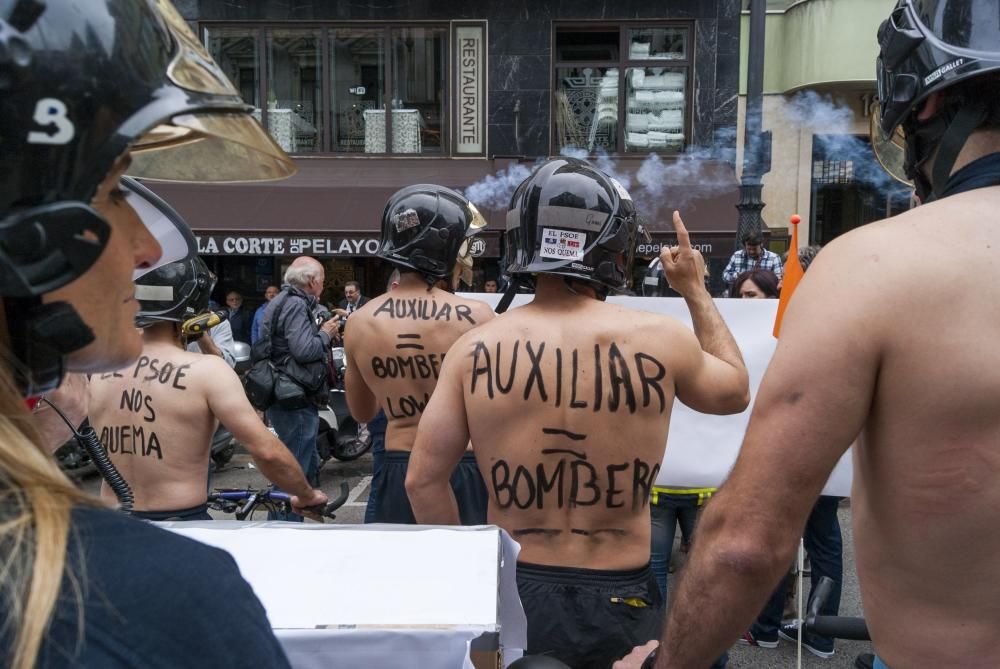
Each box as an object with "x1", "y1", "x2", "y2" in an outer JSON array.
[{"x1": 82, "y1": 451, "x2": 873, "y2": 667}]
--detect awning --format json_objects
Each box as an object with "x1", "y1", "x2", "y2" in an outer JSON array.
[{"x1": 142, "y1": 156, "x2": 744, "y2": 259}]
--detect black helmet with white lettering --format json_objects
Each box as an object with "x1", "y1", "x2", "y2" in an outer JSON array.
[
  {"x1": 135, "y1": 255, "x2": 216, "y2": 329},
  {"x1": 873, "y1": 0, "x2": 1000, "y2": 199},
  {"x1": 377, "y1": 184, "x2": 487, "y2": 281},
  {"x1": 0, "y1": 0, "x2": 295, "y2": 394},
  {"x1": 505, "y1": 158, "x2": 646, "y2": 297}
]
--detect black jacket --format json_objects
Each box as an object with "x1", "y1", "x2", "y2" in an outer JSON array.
[
  {"x1": 263, "y1": 285, "x2": 331, "y2": 400},
  {"x1": 338, "y1": 295, "x2": 369, "y2": 313}
]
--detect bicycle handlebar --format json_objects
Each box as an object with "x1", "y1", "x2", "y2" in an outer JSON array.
[{"x1": 209, "y1": 481, "x2": 350, "y2": 521}]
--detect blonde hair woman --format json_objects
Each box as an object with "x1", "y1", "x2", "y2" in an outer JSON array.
[{"x1": 0, "y1": 1, "x2": 295, "y2": 666}]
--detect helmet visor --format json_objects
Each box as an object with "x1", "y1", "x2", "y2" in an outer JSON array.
[
  {"x1": 128, "y1": 113, "x2": 296, "y2": 182},
  {"x1": 870, "y1": 102, "x2": 912, "y2": 186},
  {"x1": 121, "y1": 177, "x2": 199, "y2": 280},
  {"x1": 466, "y1": 201, "x2": 489, "y2": 236}
]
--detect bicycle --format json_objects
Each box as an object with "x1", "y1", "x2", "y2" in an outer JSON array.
[{"x1": 208, "y1": 481, "x2": 350, "y2": 521}]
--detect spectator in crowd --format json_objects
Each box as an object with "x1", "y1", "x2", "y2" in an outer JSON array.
[
  {"x1": 89, "y1": 257, "x2": 327, "y2": 521},
  {"x1": 730, "y1": 269, "x2": 781, "y2": 299},
  {"x1": 252, "y1": 285, "x2": 280, "y2": 344},
  {"x1": 484, "y1": 278, "x2": 499, "y2": 293},
  {"x1": 363, "y1": 269, "x2": 400, "y2": 523},
  {"x1": 335, "y1": 280, "x2": 369, "y2": 318},
  {"x1": 406, "y1": 160, "x2": 749, "y2": 668},
  {"x1": 262, "y1": 256, "x2": 341, "y2": 521},
  {"x1": 722, "y1": 233, "x2": 784, "y2": 289},
  {"x1": 226, "y1": 291, "x2": 252, "y2": 343}
]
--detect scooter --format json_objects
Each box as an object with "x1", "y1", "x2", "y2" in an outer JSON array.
[{"x1": 316, "y1": 346, "x2": 372, "y2": 468}]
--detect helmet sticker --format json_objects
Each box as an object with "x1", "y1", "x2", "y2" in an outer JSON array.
[
  {"x1": 609, "y1": 178, "x2": 632, "y2": 202},
  {"x1": 540, "y1": 227, "x2": 586, "y2": 261},
  {"x1": 27, "y1": 98, "x2": 74, "y2": 145},
  {"x1": 135, "y1": 284, "x2": 174, "y2": 301},
  {"x1": 393, "y1": 208, "x2": 421, "y2": 232}
]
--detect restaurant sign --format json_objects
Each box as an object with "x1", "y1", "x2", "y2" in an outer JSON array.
[{"x1": 196, "y1": 232, "x2": 500, "y2": 258}]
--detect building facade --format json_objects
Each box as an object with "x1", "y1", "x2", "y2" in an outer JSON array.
[
  {"x1": 735, "y1": 0, "x2": 911, "y2": 253},
  {"x1": 147, "y1": 0, "x2": 745, "y2": 309}
]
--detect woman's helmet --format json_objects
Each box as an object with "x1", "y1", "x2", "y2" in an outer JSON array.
[
  {"x1": 504, "y1": 158, "x2": 647, "y2": 297},
  {"x1": 873, "y1": 0, "x2": 1000, "y2": 199},
  {"x1": 377, "y1": 184, "x2": 487, "y2": 281},
  {"x1": 0, "y1": 0, "x2": 295, "y2": 394}
]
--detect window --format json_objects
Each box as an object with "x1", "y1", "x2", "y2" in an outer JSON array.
[
  {"x1": 810, "y1": 135, "x2": 913, "y2": 245},
  {"x1": 554, "y1": 24, "x2": 691, "y2": 155},
  {"x1": 205, "y1": 24, "x2": 448, "y2": 155}
]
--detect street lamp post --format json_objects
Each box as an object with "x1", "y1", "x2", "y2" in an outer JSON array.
[{"x1": 736, "y1": 0, "x2": 772, "y2": 249}]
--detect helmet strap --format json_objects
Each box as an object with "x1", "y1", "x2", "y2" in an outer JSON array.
[
  {"x1": 4, "y1": 297, "x2": 94, "y2": 397},
  {"x1": 906, "y1": 100, "x2": 989, "y2": 202},
  {"x1": 563, "y1": 277, "x2": 608, "y2": 302}
]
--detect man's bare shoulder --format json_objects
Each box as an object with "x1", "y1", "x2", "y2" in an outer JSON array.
[{"x1": 452, "y1": 293, "x2": 495, "y2": 326}]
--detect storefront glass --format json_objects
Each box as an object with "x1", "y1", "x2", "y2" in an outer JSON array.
[
  {"x1": 330, "y1": 29, "x2": 385, "y2": 153},
  {"x1": 554, "y1": 24, "x2": 691, "y2": 155},
  {"x1": 390, "y1": 26, "x2": 448, "y2": 155},
  {"x1": 265, "y1": 29, "x2": 323, "y2": 154}
]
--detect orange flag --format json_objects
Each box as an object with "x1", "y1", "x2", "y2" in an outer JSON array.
[{"x1": 773, "y1": 214, "x2": 804, "y2": 338}]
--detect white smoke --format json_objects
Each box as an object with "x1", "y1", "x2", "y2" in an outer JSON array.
[{"x1": 463, "y1": 162, "x2": 535, "y2": 211}]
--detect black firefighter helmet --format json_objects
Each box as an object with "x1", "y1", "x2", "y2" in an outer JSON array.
[
  {"x1": 504, "y1": 158, "x2": 646, "y2": 296},
  {"x1": 135, "y1": 255, "x2": 216, "y2": 329},
  {"x1": 377, "y1": 184, "x2": 487, "y2": 281},
  {"x1": 873, "y1": 0, "x2": 1000, "y2": 199}
]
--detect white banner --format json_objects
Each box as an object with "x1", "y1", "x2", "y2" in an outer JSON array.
[{"x1": 461, "y1": 294, "x2": 854, "y2": 497}]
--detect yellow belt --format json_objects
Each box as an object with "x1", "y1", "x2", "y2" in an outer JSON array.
[{"x1": 650, "y1": 487, "x2": 717, "y2": 506}]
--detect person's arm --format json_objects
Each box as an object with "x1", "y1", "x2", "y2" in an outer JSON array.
[
  {"x1": 654, "y1": 237, "x2": 881, "y2": 668},
  {"x1": 771, "y1": 252, "x2": 784, "y2": 280},
  {"x1": 251, "y1": 307, "x2": 263, "y2": 345},
  {"x1": 202, "y1": 320, "x2": 236, "y2": 367},
  {"x1": 405, "y1": 339, "x2": 471, "y2": 525},
  {"x1": 203, "y1": 358, "x2": 327, "y2": 511},
  {"x1": 282, "y1": 301, "x2": 332, "y2": 363},
  {"x1": 661, "y1": 212, "x2": 750, "y2": 415},
  {"x1": 722, "y1": 251, "x2": 741, "y2": 285},
  {"x1": 342, "y1": 318, "x2": 378, "y2": 422}
]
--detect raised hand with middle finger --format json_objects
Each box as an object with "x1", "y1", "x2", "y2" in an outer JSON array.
[{"x1": 659, "y1": 211, "x2": 707, "y2": 299}]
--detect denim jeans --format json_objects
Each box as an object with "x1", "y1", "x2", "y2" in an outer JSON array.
[
  {"x1": 650, "y1": 494, "x2": 699, "y2": 600},
  {"x1": 266, "y1": 405, "x2": 320, "y2": 522},
  {"x1": 363, "y1": 428, "x2": 386, "y2": 523},
  {"x1": 751, "y1": 496, "x2": 843, "y2": 651},
  {"x1": 650, "y1": 493, "x2": 727, "y2": 668}
]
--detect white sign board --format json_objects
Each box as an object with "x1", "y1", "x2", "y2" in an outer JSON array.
[
  {"x1": 455, "y1": 25, "x2": 485, "y2": 155},
  {"x1": 163, "y1": 523, "x2": 528, "y2": 668}
]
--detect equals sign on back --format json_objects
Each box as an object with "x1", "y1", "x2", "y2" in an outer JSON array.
[{"x1": 396, "y1": 333, "x2": 424, "y2": 350}]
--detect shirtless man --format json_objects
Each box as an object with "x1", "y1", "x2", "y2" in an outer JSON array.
[
  {"x1": 613, "y1": 3, "x2": 1000, "y2": 668},
  {"x1": 345, "y1": 185, "x2": 495, "y2": 524},
  {"x1": 405, "y1": 158, "x2": 749, "y2": 668},
  {"x1": 89, "y1": 255, "x2": 328, "y2": 521}
]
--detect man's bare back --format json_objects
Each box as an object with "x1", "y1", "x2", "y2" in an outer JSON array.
[
  {"x1": 649, "y1": 188, "x2": 1000, "y2": 669},
  {"x1": 344, "y1": 280, "x2": 494, "y2": 451},
  {"x1": 846, "y1": 189, "x2": 1000, "y2": 666},
  {"x1": 89, "y1": 329, "x2": 326, "y2": 516},
  {"x1": 90, "y1": 342, "x2": 219, "y2": 512},
  {"x1": 423, "y1": 281, "x2": 747, "y2": 569}
]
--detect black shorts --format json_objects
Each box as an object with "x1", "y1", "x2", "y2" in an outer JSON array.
[
  {"x1": 131, "y1": 502, "x2": 212, "y2": 522},
  {"x1": 372, "y1": 451, "x2": 488, "y2": 525},
  {"x1": 516, "y1": 561, "x2": 663, "y2": 669}
]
